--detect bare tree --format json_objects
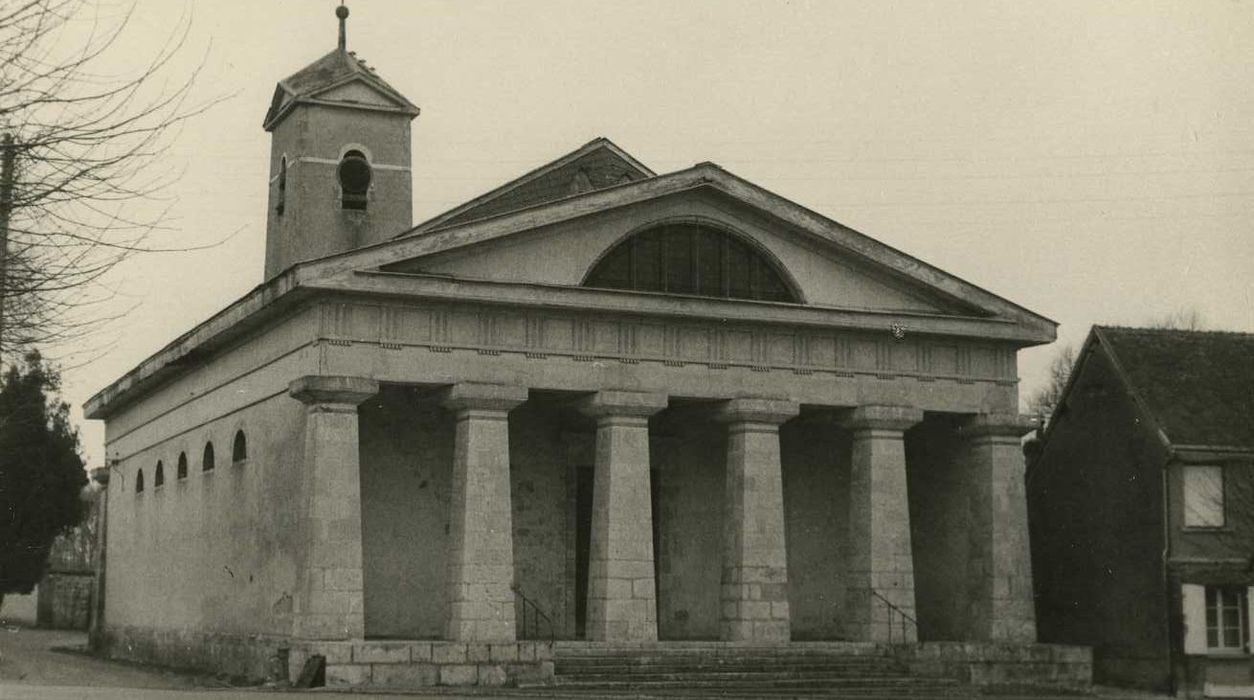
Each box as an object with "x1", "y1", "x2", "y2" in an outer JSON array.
[
  {"x1": 0, "y1": 0, "x2": 215, "y2": 365},
  {"x1": 1027, "y1": 343, "x2": 1076, "y2": 427}
]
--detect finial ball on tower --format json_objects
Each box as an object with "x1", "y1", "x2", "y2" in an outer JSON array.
[{"x1": 336, "y1": 5, "x2": 349, "y2": 20}]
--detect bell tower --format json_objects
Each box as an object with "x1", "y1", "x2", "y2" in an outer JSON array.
[{"x1": 261, "y1": 4, "x2": 420, "y2": 281}]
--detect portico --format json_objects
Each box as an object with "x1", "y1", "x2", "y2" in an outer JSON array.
[{"x1": 301, "y1": 307, "x2": 1039, "y2": 649}]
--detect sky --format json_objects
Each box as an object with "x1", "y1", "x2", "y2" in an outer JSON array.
[{"x1": 51, "y1": 0, "x2": 1254, "y2": 468}]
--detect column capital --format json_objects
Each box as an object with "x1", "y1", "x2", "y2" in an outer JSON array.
[
  {"x1": 715, "y1": 397, "x2": 800, "y2": 426},
  {"x1": 839, "y1": 404, "x2": 923, "y2": 432},
  {"x1": 440, "y1": 382, "x2": 528, "y2": 413},
  {"x1": 289, "y1": 375, "x2": 379, "y2": 406},
  {"x1": 576, "y1": 390, "x2": 668, "y2": 420},
  {"x1": 961, "y1": 413, "x2": 1035, "y2": 439}
]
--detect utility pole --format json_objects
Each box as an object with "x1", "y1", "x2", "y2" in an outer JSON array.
[{"x1": 0, "y1": 133, "x2": 14, "y2": 370}]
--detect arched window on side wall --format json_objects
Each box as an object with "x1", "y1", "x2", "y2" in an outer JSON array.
[
  {"x1": 276, "y1": 156, "x2": 287, "y2": 216},
  {"x1": 233, "y1": 431, "x2": 247, "y2": 464},
  {"x1": 177, "y1": 452, "x2": 188, "y2": 479},
  {"x1": 338, "y1": 150, "x2": 371, "y2": 211},
  {"x1": 154, "y1": 461, "x2": 164, "y2": 488},
  {"x1": 583, "y1": 223, "x2": 798, "y2": 303},
  {"x1": 136, "y1": 469, "x2": 144, "y2": 494},
  {"x1": 203, "y1": 442, "x2": 215, "y2": 472}
]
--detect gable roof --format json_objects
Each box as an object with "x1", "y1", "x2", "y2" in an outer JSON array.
[
  {"x1": 263, "y1": 48, "x2": 419, "y2": 131},
  {"x1": 1093, "y1": 326, "x2": 1254, "y2": 450},
  {"x1": 405, "y1": 137, "x2": 655, "y2": 235},
  {"x1": 318, "y1": 158, "x2": 1055, "y2": 339}
]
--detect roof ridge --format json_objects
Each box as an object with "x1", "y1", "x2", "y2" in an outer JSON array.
[{"x1": 1096, "y1": 324, "x2": 1254, "y2": 338}]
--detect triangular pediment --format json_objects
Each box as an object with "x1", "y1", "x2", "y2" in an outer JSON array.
[
  {"x1": 263, "y1": 49, "x2": 419, "y2": 131},
  {"x1": 314, "y1": 79, "x2": 409, "y2": 108},
  {"x1": 298, "y1": 155, "x2": 1055, "y2": 342},
  {"x1": 407, "y1": 137, "x2": 655, "y2": 235}
]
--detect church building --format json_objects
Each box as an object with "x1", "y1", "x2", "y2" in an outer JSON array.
[{"x1": 85, "y1": 6, "x2": 1083, "y2": 690}]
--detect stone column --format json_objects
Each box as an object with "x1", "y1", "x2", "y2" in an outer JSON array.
[
  {"x1": 288, "y1": 375, "x2": 379, "y2": 640},
  {"x1": 440, "y1": 382, "x2": 529, "y2": 642},
  {"x1": 715, "y1": 398, "x2": 800, "y2": 643},
  {"x1": 961, "y1": 413, "x2": 1037, "y2": 642},
  {"x1": 575, "y1": 390, "x2": 668, "y2": 641},
  {"x1": 840, "y1": 404, "x2": 922, "y2": 643}
]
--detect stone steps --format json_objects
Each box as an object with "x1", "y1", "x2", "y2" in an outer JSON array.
[
  {"x1": 559, "y1": 677, "x2": 948, "y2": 687},
  {"x1": 537, "y1": 646, "x2": 968, "y2": 697},
  {"x1": 557, "y1": 663, "x2": 904, "y2": 675},
  {"x1": 551, "y1": 679, "x2": 965, "y2": 696}
]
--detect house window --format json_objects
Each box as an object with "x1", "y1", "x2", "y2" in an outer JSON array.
[
  {"x1": 203, "y1": 442, "x2": 215, "y2": 472},
  {"x1": 338, "y1": 150, "x2": 371, "y2": 210},
  {"x1": 154, "y1": 461, "x2": 164, "y2": 488},
  {"x1": 1206, "y1": 587, "x2": 1248, "y2": 652},
  {"x1": 135, "y1": 469, "x2": 144, "y2": 494},
  {"x1": 177, "y1": 452, "x2": 188, "y2": 479},
  {"x1": 1184, "y1": 465, "x2": 1224, "y2": 528}
]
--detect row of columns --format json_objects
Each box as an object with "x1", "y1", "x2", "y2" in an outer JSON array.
[{"x1": 287, "y1": 375, "x2": 1035, "y2": 645}]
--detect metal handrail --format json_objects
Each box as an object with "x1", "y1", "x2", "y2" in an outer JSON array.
[
  {"x1": 510, "y1": 583, "x2": 556, "y2": 643},
  {"x1": 869, "y1": 589, "x2": 918, "y2": 644}
]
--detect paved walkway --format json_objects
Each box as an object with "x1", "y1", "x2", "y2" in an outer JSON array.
[{"x1": 0, "y1": 624, "x2": 1174, "y2": 699}]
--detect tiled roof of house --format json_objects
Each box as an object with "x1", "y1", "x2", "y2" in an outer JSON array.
[{"x1": 1098, "y1": 326, "x2": 1254, "y2": 449}]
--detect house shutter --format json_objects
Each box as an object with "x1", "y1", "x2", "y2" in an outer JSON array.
[
  {"x1": 1182, "y1": 583, "x2": 1207, "y2": 655},
  {"x1": 1247, "y1": 587, "x2": 1254, "y2": 653}
]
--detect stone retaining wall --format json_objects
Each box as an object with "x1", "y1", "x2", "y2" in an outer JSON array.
[
  {"x1": 37, "y1": 573, "x2": 93, "y2": 630},
  {"x1": 288, "y1": 640, "x2": 555, "y2": 688},
  {"x1": 895, "y1": 642, "x2": 1092, "y2": 688}
]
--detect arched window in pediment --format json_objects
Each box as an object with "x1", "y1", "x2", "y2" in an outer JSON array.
[{"x1": 583, "y1": 223, "x2": 798, "y2": 303}]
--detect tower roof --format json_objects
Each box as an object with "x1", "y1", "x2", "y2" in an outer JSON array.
[{"x1": 262, "y1": 8, "x2": 418, "y2": 131}]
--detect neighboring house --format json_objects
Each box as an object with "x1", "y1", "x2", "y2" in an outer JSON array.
[
  {"x1": 82, "y1": 5, "x2": 1077, "y2": 691},
  {"x1": 1027, "y1": 326, "x2": 1254, "y2": 696}
]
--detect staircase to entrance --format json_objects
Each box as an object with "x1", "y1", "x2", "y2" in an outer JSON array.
[{"x1": 532, "y1": 642, "x2": 967, "y2": 696}]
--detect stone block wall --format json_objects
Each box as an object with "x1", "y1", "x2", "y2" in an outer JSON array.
[
  {"x1": 652, "y1": 417, "x2": 724, "y2": 639},
  {"x1": 358, "y1": 388, "x2": 453, "y2": 638},
  {"x1": 37, "y1": 573, "x2": 93, "y2": 630},
  {"x1": 508, "y1": 402, "x2": 573, "y2": 638},
  {"x1": 895, "y1": 642, "x2": 1092, "y2": 689},
  {"x1": 781, "y1": 420, "x2": 849, "y2": 639},
  {"x1": 905, "y1": 415, "x2": 970, "y2": 641},
  {"x1": 288, "y1": 640, "x2": 554, "y2": 688}
]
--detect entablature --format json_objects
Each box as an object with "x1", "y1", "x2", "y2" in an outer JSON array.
[{"x1": 314, "y1": 281, "x2": 1020, "y2": 387}]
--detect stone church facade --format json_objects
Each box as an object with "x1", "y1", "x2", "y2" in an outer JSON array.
[{"x1": 86, "y1": 7, "x2": 1070, "y2": 688}]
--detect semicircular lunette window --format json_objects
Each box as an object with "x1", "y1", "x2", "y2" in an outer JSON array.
[
  {"x1": 338, "y1": 150, "x2": 372, "y2": 211},
  {"x1": 583, "y1": 223, "x2": 797, "y2": 303}
]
